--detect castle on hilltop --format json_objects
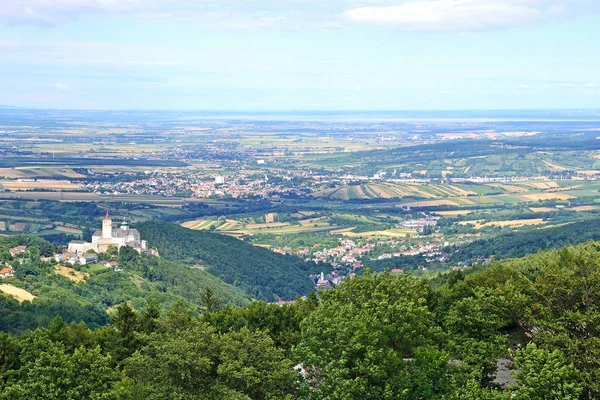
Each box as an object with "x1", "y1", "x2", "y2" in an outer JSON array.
[{"x1": 68, "y1": 212, "x2": 150, "y2": 254}]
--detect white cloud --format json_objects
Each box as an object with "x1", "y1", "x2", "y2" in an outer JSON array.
[
  {"x1": 53, "y1": 82, "x2": 70, "y2": 90},
  {"x1": 557, "y1": 82, "x2": 600, "y2": 89},
  {"x1": 0, "y1": 0, "x2": 144, "y2": 24},
  {"x1": 341, "y1": 0, "x2": 568, "y2": 32},
  {"x1": 0, "y1": 0, "x2": 598, "y2": 30}
]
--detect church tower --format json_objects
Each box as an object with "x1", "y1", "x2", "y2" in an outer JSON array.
[{"x1": 102, "y1": 211, "x2": 113, "y2": 239}]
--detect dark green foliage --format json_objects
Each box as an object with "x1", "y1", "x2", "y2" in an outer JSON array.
[
  {"x1": 203, "y1": 295, "x2": 318, "y2": 356},
  {"x1": 136, "y1": 221, "x2": 315, "y2": 301},
  {"x1": 119, "y1": 324, "x2": 295, "y2": 400},
  {"x1": 513, "y1": 343, "x2": 582, "y2": 400},
  {"x1": 0, "y1": 293, "x2": 109, "y2": 334},
  {"x1": 450, "y1": 217, "x2": 600, "y2": 262},
  {"x1": 4, "y1": 240, "x2": 600, "y2": 398}
]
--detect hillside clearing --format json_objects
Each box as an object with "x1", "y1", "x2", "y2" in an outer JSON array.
[
  {"x1": 55, "y1": 265, "x2": 89, "y2": 283},
  {"x1": 0, "y1": 284, "x2": 36, "y2": 303}
]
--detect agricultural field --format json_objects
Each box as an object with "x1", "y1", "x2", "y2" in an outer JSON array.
[
  {"x1": 55, "y1": 226, "x2": 83, "y2": 235},
  {"x1": 339, "y1": 228, "x2": 418, "y2": 238},
  {"x1": 0, "y1": 191, "x2": 221, "y2": 206},
  {"x1": 570, "y1": 205, "x2": 600, "y2": 211},
  {"x1": 314, "y1": 182, "x2": 477, "y2": 201},
  {"x1": 314, "y1": 180, "x2": 600, "y2": 211},
  {"x1": 217, "y1": 220, "x2": 244, "y2": 231},
  {"x1": 0, "y1": 167, "x2": 86, "y2": 179},
  {"x1": 529, "y1": 207, "x2": 556, "y2": 212},
  {"x1": 0, "y1": 284, "x2": 36, "y2": 303},
  {"x1": 1, "y1": 180, "x2": 80, "y2": 191},
  {"x1": 182, "y1": 216, "x2": 353, "y2": 236},
  {"x1": 9, "y1": 223, "x2": 26, "y2": 232},
  {"x1": 457, "y1": 219, "x2": 547, "y2": 229},
  {"x1": 432, "y1": 210, "x2": 475, "y2": 216},
  {"x1": 181, "y1": 219, "x2": 220, "y2": 230}
]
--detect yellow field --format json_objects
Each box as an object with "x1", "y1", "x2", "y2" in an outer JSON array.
[
  {"x1": 246, "y1": 222, "x2": 290, "y2": 229},
  {"x1": 55, "y1": 266, "x2": 89, "y2": 283},
  {"x1": 543, "y1": 161, "x2": 567, "y2": 171},
  {"x1": 448, "y1": 185, "x2": 477, "y2": 196},
  {"x1": 1, "y1": 180, "x2": 80, "y2": 191},
  {"x1": 329, "y1": 227, "x2": 357, "y2": 234},
  {"x1": 433, "y1": 210, "x2": 474, "y2": 216},
  {"x1": 571, "y1": 205, "x2": 600, "y2": 211},
  {"x1": 520, "y1": 193, "x2": 574, "y2": 201},
  {"x1": 403, "y1": 199, "x2": 460, "y2": 207},
  {"x1": 530, "y1": 207, "x2": 556, "y2": 212},
  {"x1": 518, "y1": 181, "x2": 561, "y2": 189},
  {"x1": 0, "y1": 284, "x2": 36, "y2": 303},
  {"x1": 216, "y1": 220, "x2": 243, "y2": 231},
  {"x1": 458, "y1": 218, "x2": 546, "y2": 229},
  {"x1": 181, "y1": 219, "x2": 218, "y2": 230},
  {"x1": 577, "y1": 170, "x2": 600, "y2": 176}
]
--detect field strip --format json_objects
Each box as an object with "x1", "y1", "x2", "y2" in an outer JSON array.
[{"x1": 0, "y1": 284, "x2": 36, "y2": 303}]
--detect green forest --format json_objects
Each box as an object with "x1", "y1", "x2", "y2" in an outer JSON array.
[
  {"x1": 136, "y1": 222, "x2": 318, "y2": 301},
  {"x1": 0, "y1": 237, "x2": 249, "y2": 334},
  {"x1": 2, "y1": 239, "x2": 600, "y2": 399}
]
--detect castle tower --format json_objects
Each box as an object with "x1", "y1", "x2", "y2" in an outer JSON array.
[{"x1": 102, "y1": 211, "x2": 113, "y2": 239}]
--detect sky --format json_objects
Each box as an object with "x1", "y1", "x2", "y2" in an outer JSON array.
[{"x1": 0, "y1": 0, "x2": 599, "y2": 110}]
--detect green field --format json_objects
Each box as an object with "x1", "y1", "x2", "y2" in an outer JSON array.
[{"x1": 313, "y1": 180, "x2": 598, "y2": 208}]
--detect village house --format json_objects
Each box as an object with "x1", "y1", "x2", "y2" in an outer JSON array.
[
  {"x1": 0, "y1": 266, "x2": 14, "y2": 278},
  {"x1": 9, "y1": 246, "x2": 28, "y2": 257},
  {"x1": 102, "y1": 261, "x2": 122, "y2": 271}
]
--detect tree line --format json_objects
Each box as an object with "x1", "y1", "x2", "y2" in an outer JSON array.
[{"x1": 3, "y1": 240, "x2": 600, "y2": 398}]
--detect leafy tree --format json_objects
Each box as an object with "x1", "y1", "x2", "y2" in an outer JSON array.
[
  {"x1": 118, "y1": 323, "x2": 295, "y2": 399},
  {"x1": 296, "y1": 270, "x2": 450, "y2": 399},
  {"x1": 513, "y1": 343, "x2": 583, "y2": 400},
  {"x1": 1, "y1": 342, "x2": 118, "y2": 400}
]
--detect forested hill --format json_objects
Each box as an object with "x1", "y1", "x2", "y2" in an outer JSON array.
[
  {"x1": 450, "y1": 217, "x2": 600, "y2": 262},
  {"x1": 4, "y1": 241, "x2": 600, "y2": 398},
  {"x1": 136, "y1": 221, "x2": 316, "y2": 301},
  {"x1": 0, "y1": 236, "x2": 249, "y2": 334}
]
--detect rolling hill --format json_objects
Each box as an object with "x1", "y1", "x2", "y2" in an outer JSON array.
[{"x1": 136, "y1": 221, "x2": 316, "y2": 301}]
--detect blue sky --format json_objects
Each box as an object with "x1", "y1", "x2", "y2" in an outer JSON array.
[{"x1": 0, "y1": 0, "x2": 599, "y2": 110}]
